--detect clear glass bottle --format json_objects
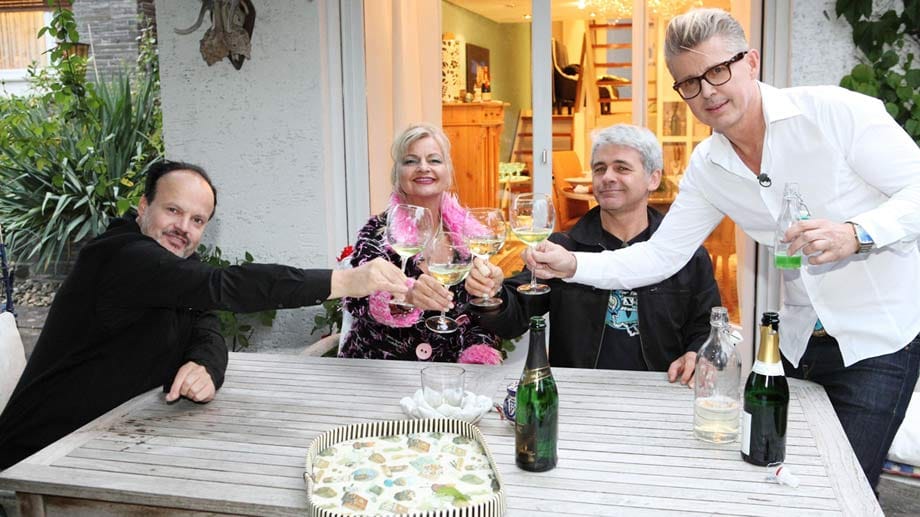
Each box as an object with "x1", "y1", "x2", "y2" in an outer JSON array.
[
  {"x1": 515, "y1": 316, "x2": 558, "y2": 472},
  {"x1": 693, "y1": 306, "x2": 742, "y2": 443},
  {"x1": 741, "y1": 312, "x2": 790, "y2": 465},
  {"x1": 774, "y1": 183, "x2": 805, "y2": 269}
]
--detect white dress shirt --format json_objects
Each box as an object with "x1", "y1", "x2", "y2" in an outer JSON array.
[{"x1": 570, "y1": 83, "x2": 920, "y2": 367}]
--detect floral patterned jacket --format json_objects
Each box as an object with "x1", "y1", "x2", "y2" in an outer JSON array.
[{"x1": 339, "y1": 195, "x2": 500, "y2": 362}]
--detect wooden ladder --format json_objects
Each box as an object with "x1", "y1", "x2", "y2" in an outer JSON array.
[{"x1": 580, "y1": 21, "x2": 635, "y2": 127}]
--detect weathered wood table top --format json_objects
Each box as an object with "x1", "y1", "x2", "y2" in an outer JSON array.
[{"x1": 0, "y1": 353, "x2": 881, "y2": 516}]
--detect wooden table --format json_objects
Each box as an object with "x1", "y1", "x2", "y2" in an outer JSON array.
[{"x1": 0, "y1": 354, "x2": 881, "y2": 516}]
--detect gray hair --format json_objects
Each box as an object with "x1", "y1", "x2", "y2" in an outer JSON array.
[
  {"x1": 590, "y1": 124, "x2": 662, "y2": 175},
  {"x1": 390, "y1": 123, "x2": 453, "y2": 193},
  {"x1": 664, "y1": 8, "x2": 749, "y2": 68}
]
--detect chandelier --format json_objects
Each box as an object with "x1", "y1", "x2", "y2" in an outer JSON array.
[{"x1": 581, "y1": 0, "x2": 703, "y2": 20}]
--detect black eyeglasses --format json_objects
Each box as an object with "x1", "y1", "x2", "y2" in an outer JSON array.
[{"x1": 672, "y1": 51, "x2": 748, "y2": 100}]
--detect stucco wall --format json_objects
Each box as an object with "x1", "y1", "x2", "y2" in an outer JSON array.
[
  {"x1": 156, "y1": 0, "x2": 332, "y2": 351},
  {"x1": 789, "y1": 0, "x2": 859, "y2": 86}
]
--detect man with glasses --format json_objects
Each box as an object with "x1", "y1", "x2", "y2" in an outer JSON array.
[{"x1": 523, "y1": 8, "x2": 920, "y2": 493}]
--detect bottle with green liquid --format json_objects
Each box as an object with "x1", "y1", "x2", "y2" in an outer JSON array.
[
  {"x1": 774, "y1": 183, "x2": 809, "y2": 269},
  {"x1": 515, "y1": 316, "x2": 559, "y2": 472}
]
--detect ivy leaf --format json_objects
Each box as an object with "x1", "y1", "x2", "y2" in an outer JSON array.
[
  {"x1": 905, "y1": 1, "x2": 920, "y2": 27},
  {"x1": 885, "y1": 102, "x2": 901, "y2": 118},
  {"x1": 851, "y1": 63, "x2": 874, "y2": 82},
  {"x1": 879, "y1": 50, "x2": 899, "y2": 70},
  {"x1": 836, "y1": 0, "x2": 871, "y2": 26},
  {"x1": 906, "y1": 69, "x2": 920, "y2": 88},
  {"x1": 906, "y1": 119, "x2": 919, "y2": 137}
]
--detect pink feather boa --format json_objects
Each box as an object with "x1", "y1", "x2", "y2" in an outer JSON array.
[
  {"x1": 387, "y1": 192, "x2": 485, "y2": 236},
  {"x1": 458, "y1": 344, "x2": 503, "y2": 365}
]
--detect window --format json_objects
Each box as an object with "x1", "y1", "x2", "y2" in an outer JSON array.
[{"x1": 0, "y1": 10, "x2": 49, "y2": 70}]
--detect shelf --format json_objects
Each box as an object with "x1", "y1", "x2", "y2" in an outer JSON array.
[{"x1": 590, "y1": 22, "x2": 632, "y2": 29}]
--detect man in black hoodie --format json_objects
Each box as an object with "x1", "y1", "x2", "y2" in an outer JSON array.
[
  {"x1": 468, "y1": 124, "x2": 720, "y2": 380},
  {"x1": 0, "y1": 160, "x2": 407, "y2": 470}
]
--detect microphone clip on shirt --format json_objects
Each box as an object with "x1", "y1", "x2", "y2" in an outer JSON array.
[{"x1": 757, "y1": 173, "x2": 772, "y2": 188}]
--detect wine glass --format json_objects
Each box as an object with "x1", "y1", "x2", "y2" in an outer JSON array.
[
  {"x1": 464, "y1": 207, "x2": 507, "y2": 308},
  {"x1": 424, "y1": 231, "x2": 473, "y2": 334},
  {"x1": 386, "y1": 204, "x2": 434, "y2": 310},
  {"x1": 510, "y1": 193, "x2": 554, "y2": 295}
]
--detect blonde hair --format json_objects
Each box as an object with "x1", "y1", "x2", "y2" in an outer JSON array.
[
  {"x1": 664, "y1": 8, "x2": 749, "y2": 68},
  {"x1": 390, "y1": 124, "x2": 454, "y2": 194}
]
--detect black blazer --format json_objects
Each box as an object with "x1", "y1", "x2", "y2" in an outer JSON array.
[{"x1": 0, "y1": 216, "x2": 332, "y2": 469}]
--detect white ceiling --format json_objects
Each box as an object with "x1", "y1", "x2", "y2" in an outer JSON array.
[{"x1": 446, "y1": 0, "x2": 600, "y2": 24}]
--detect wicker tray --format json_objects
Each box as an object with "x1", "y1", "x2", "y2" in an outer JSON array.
[{"x1": 305, "y1": 418, "x2": 506, "y2": 516}]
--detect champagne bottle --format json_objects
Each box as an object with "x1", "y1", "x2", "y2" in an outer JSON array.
[
  {"x1": 515, "y1": 316, "x2": 558, "y2": 472},
  {"x1": 693, "y1": 306, "x2": 742, "y2": 443},
  {"x1": 741, "y1": 312, "x2": 790, "y2": 466}
]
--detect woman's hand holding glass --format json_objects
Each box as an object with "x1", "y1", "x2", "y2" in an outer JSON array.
[
  {"x1": 510, "y1": 193, "x2": 555, "y2": 295},
  {"x1": 463, "y1": 207, "x2": 507, "y2": 308},
  {"x1": 405, "y1": 274, "x2": 453, "y2": 312},
  {"x1": 424, "y1": 231, "x2": 473, "y2": 334},
  {"x1": 385, "y1": 203, "x2": 434, "y2": 310},
  {"x1": 465, "y1": 258, "x2": 504, "y2": 301}
]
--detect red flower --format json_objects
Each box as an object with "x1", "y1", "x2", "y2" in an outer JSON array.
[{"x1": 337, "y1": 245, "x2": 354, "y2": 262}]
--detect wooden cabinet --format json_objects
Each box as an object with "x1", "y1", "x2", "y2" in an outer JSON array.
[{"x1": 442, "y1": 102, "x2": 505, "y2": 208}]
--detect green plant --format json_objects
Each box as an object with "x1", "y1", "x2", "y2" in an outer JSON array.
[
  {"x1": 197, "y1": 245, "x2": 277, "y2": 352},
  {"x1": 312, "y1": 298, "x2": 343, "y2": 338},
  {"x1": 836, "y1": 0, "x2": 920, "y2": 143},
  {"x1": 0, "y1": 8, "x2": 163, "y2": 270},
  {"x1": 36, "y1": 1, "x2": 88, "y2": 107}
]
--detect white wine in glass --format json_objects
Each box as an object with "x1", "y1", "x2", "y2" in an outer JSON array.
[
  {"x1": 424, "y1": 231, "x2": 473, "y2": 334},
  {"x1": 464, "y1": 207, "x2": 507, "y2": 308},
  {"x1": 510, "y1": 193, "x2": 554, "y2": 295},
  {"x1": 386, "y1": 204, "x2": 434, "y2": 310}
]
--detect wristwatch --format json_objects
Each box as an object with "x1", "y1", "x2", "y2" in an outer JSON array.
[{"x1": 849, "y1": 222, "x2": 875, "y2": 254}]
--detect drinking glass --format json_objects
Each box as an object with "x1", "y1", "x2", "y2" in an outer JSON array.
[
  {"x1": 424, "y1": 231, "x2": 473, "y2": 334},
  {"x1": 464, "y1": 207, "x2": 507, "y2": 308},
  {"x1": 386, "y1": 204, "x2": 434, "y2": 310},
  {"x1": 421, "y1": 365, "x2": 466, "y2": 408},
  {"x1": 510, "y1": 193, "x2": 554, "y2": 295}
]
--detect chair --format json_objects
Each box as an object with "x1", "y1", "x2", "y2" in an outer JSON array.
[
  {"x1": 0, "y1": 312, "x2": 25, "y2": 412},
  {"x1": 552, "y1": 150, "x2": 590, "y2": 231},
  {"x1": 552, "y1": 39, "x2": 578, "y2": 115},
  {"x1": 0, "y1": 225, "x2": 23, "y2": 412}
]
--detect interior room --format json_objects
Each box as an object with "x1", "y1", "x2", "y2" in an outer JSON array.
[{"x1": 431, "y1": 0, "x2": 748, "y2": 320}]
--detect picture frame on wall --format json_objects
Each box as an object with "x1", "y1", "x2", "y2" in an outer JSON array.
[{"x1": 465, "y1": 43, "x2": 490, "y2": 93}]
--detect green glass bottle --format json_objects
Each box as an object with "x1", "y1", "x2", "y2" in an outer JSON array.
[
  {"x1": 515, "y1": 316, "x2": 558, "y2": 472},
  {"x1": 741, "y1": 312, "x2": 790, "y2": 466}
]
